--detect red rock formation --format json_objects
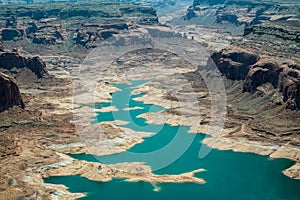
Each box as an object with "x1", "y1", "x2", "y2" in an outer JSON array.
[{"x1": 0, "y1": 72, "x2": 24, "y2": 112}]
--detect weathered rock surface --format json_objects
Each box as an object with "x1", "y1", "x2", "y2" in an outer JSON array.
[
  {"x1": 0, "y1": 2, "x2": 168, "y2": 199},
  {"x1": 0, "y1": 52, "x2": 27, "y2": 69},
  {"x1": 185, "y1": 0, "x2": 300, "y2": 27},
  {"x1": 0, "y1": 52, "x2": 48, "y2": 78},
  {"x1": 0, "y1": 2, "x2": 158, "y2": 49},
  {"x1": 26, "y1": 56, "x2": 48, "y2": 78},
  {"x1": 1, "y1": 28, "x2": 23, "y2": 41},
  {"x1": 0, "y1": 69, "x2": 79, "y2": 199},
  {"x1": 0, "y1": 72, "x2": 24, "y2": 112},
  {"x1": 0, "y1": 0, "x2": 299, "y2": 199},
  {"x1": 209, "y1": 48, "x2": 260, "y2": 80},
  {"x1": 209, "y1": 47, "x2": 300, "y2": 109},
  {"x1": 72, "y1": 23, "x2": 129, "y2": 48},
  {"x1": 241, "y1": 21, "x2": 300, "y2": 57}
]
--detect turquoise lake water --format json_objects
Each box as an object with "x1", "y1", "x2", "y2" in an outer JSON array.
[{"x1": 45, "y1": 80, "x2": 300, "y2": 199}]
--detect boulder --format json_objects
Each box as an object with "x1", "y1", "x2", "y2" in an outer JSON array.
[{"x1": 0, "y1": 72, "x2": 24, "y2": 112}]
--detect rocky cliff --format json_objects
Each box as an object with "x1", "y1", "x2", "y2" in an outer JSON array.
[
  {"x1": 0, "y1": 52, "x2": 48, "y2": 78},
  {"x1": 0, "y1": 1, "x2": 181, "y2": 200},
  {"x1": 185, "y1": 0, "x2": 300, "y2": 156},
  {"x1": 0, "y1": 72, "x2": 24, "y2": 112},
  {"x1": 209, "y1": 47, "x2": 300, "y2": 109},
  {"x1": 203, "y1": 5, "x2": 300, "y2": 109}
]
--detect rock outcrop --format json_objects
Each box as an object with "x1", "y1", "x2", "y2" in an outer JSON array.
[
  {"x1": 72, "y1": 23, "x2": 129, "y2": 48},
  {"x1": 280, "y1": 65, "x2": 300, "y2": 109},
  {"x1": 209, "y1": 47, "x2": 300, "y2": 109},
  {"x1": 0, "y1": 52, "x2": 27, "y2": 69},
  {"x1": 1, "y1": 28, "x2": 23, "y2": 41},
  {"x1": 0, "y1": 72, "x2": 24, "y2": 112},
  {"x1": 0, "y1": 52, "x2": 48, "y2": 78},
  {"x1": 209, "y1": 49, "x2": 260, "y2": 80},
  {"x1": 26, "y1": 56, "x2": 48, "y2": 78},
  {"x1": 243, "y1": 62, "x2": 281, "y2": 92}
]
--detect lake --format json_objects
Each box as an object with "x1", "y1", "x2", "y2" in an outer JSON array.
[{"x1": 45, "y1": 80, "x2": 300, "y2": 200}]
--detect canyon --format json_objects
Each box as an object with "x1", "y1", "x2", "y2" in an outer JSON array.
[{"x1": 0, "y1": 0, "x2": 299, "y2": 199}]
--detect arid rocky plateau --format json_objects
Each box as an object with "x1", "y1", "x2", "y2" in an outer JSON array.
[{"x1": 0, "y1": 0, "x2": 299, "y2": 199}]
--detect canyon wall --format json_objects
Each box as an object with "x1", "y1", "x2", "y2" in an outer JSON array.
[
  {"x1": 0, "y1": 72, "x2": 24, "y2": 112},
  {"x1": 210, "y1": 48, "x2": 300, "y2": 110}
]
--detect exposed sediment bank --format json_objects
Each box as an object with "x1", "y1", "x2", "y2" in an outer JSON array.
[{"x1": 40, "y1": 153, "x2": 205, "y2": 195}]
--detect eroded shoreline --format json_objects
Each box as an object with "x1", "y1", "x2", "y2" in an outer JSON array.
[
  {"x1": 2, "y1": 33, "x2": 298, "y2": 200},
  {"x1": 40, "y1": 76, "x2": 299, "y2": 199},
  {"x1": 39, "y1": 46, "x2": 300, "y2": 197}
]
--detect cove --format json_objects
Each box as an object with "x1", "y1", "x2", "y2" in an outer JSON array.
[{"x1": 45, "y1": 80, "x2": 300, "y2": 199}]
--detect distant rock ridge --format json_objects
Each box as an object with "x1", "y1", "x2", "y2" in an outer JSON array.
[
  {"x1": 184, "y1": 0, "x2": 300, "y2": 27},
  {"x1": 241, "y1": 21, "x2": 300, "y2": 55},
  {"x1": 244, "y1": 23, "x2": 300, "y2": 41},
  {"x1": 0, "y1": 72, "x2": 24, "y2": 112},
  {"x1": 0, "y1": 0, "x2": 177, "y2": 7},
  {"x1": 0, "y1": 52, "x2": 48, "y2": 78},
  {"x1": 120, "y1": 0, "x2": 176, "y2": 8},
  {"x1": 0, "y1": 2, "x2": 159, "y2": 49}
]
